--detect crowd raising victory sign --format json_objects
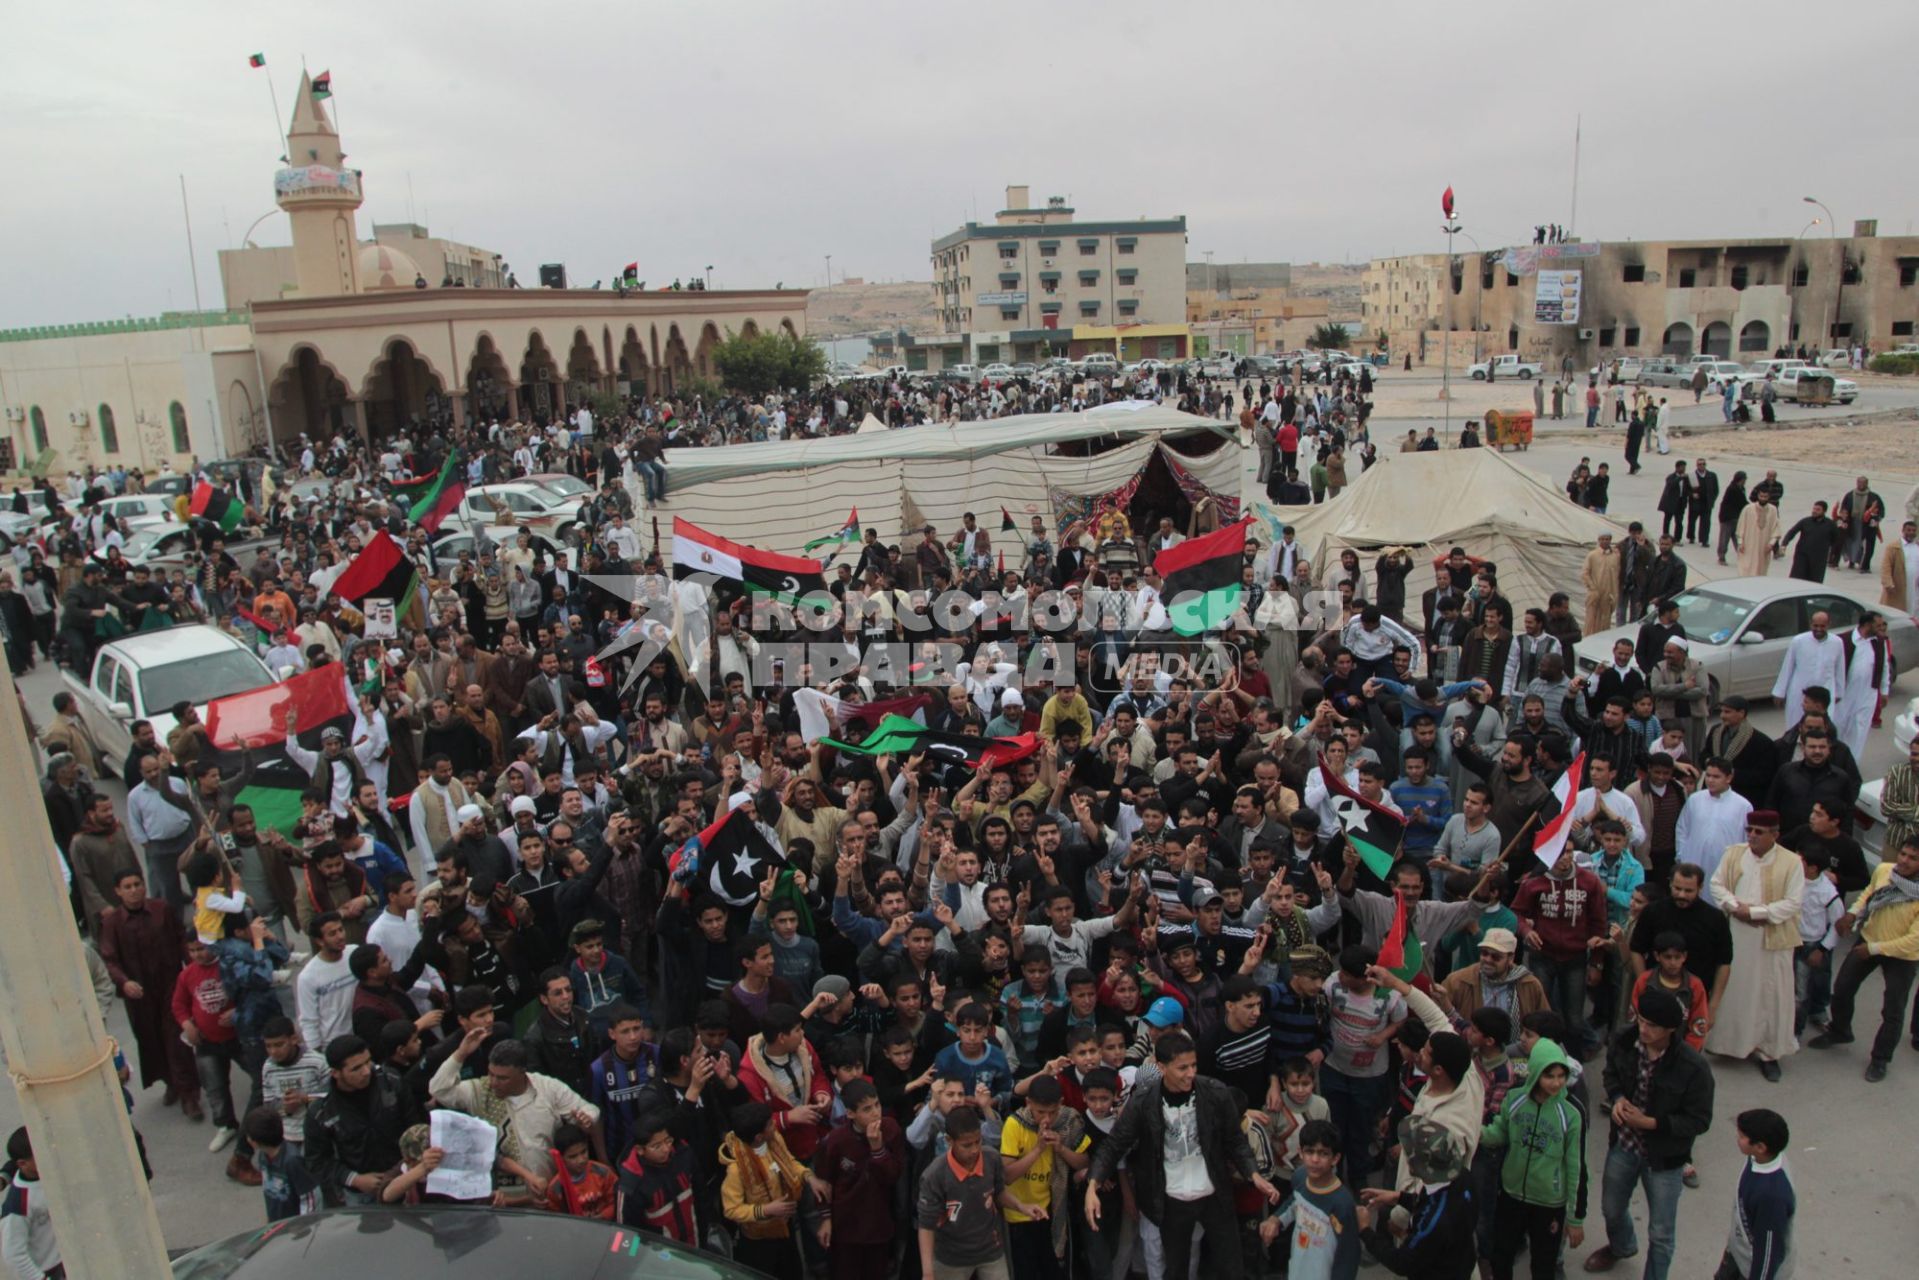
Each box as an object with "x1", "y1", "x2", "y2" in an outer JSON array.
[{"x1": 5, "y1": 355, "x2": 1915, "y2": 1280}]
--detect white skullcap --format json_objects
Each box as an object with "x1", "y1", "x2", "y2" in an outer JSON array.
[
  {"x1": 1001, "y1": 688, "x2": 1024, "y2": 708},
  {"x1": 508, "y1": 796, "x2": 537, "y2": 817},
  {"x1": 455, "y1": 804, "x2": 484, "y2": 824},
  {"x1": 1665, "y1": 637, "x2": 1690, "y2": 652},
  {"x1": 728, "y1": 791, "x2": 754, "y2": 813}
]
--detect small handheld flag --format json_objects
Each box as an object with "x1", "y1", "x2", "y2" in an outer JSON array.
[
  {"x1": 248, "y1": 53, "x2": 266, "y2": 68},
  {"x1": 1000, "y1": 507, "x2": 1016, "y2": 532},
  {"x1": 803, "y1": 508, "x2": 860, "y2": 554}
]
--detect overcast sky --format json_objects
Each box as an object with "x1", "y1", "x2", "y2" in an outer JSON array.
[{"x1": 4, "y1": 0, "x2": 1915, "y2": 328}]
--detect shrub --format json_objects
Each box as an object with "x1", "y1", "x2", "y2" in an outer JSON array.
[{"x1": 1868, "y1": 353, "x2": 1919, "y2": 376}]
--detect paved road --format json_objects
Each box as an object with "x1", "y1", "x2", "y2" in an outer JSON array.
[{"x1": 5, "y1": 500, "x2": 1918, "y2": 1270}]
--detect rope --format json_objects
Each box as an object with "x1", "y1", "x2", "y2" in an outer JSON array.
[{"x1": 5, "y1": 1036, "x2": 119, "y2": 1088}]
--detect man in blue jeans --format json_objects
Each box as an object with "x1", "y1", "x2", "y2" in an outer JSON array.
[{"x1": 1583, "y1": 987, "x2": 1715, "y2": 1278}]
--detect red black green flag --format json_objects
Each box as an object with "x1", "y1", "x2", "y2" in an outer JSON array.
[
  {"x1": 311, "y1": 71, "x2": 332, "y2": 99},
  {"x1": 248, "y1": 53, "x2": 266, "y2": 68},
  {"x1": 1154, "y1": 517, "x2": 1251, "y2": 635},
  {"x1": 405, "y1": 451, "x2": 466, "y2": 532},
  {"x1": 189, "y1": 481, "x2": 244, "y2": 534},
  {"x1": 331, "y1": 530, "x2": 423, "y2": 626},
  {"x1": 204, "y1": 664, "x2": 355, "y2": 835}
]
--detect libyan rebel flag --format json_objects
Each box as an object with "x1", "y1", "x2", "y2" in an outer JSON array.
[
  {"x1": 189, "y1": 481, "x2": 244, "y2": 534},
  {"x1": 1320, "y1": 761, "x2": 1405, "y2": 892},
  {"x1": 802, "y1": 508, "x2": 860, "y2": 553},
  {"x1": 669, "y1": 806, "x2": 787, "y2": 907},
  {"x1": 1155, "y1": 517, "x2": 1252, "y2": 635},
  {"x1": 204, "y1": 664, "x2": 356, "y2": 836},
  {"x1": 331, "y1": 530, "x2": 424, "y2": 627},
  {"x1": 822, "y1": 713, "x2": 1039, "y2": 787},
  {"x1": 405, "y1": 451, "x2": 466, "y2": 532},
  {"x1": 672, "y1": 516, "x2": 826, "y2": 605}
]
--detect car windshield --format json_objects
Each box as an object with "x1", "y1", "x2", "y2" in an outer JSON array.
[
  {"x1": 1671, "y1": 588, "x2": 1755, "y2": 646},
  {"x1": 534, "y1": 475, "x2": 591, "y2": 499},
  {"x1": 138, "y1": 650, "x2": 273, "y2": 712},
  {"x1": 122, "y1": 529, "x2": 174, "y2": 558}
]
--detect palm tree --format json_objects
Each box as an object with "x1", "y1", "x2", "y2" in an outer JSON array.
[{"x1": 1309, "y1": 322, "x2": 1351, "y2": 350}]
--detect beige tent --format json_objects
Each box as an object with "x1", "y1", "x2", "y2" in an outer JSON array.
[
  {"x1": 1249, "y1": 448, "x2": 1626, "y2": 615},
  {"x1": 644, "y1": 404, "x2": 1251, "y2": 563}
]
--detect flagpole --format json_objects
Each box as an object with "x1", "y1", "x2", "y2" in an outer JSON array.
[{"x1": 264, "y1": 65, "x2": 287, "y2": 159}]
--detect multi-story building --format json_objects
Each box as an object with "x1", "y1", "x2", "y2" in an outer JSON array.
[
  {"x1": 1363, "y1": 232, "x2": 1919, "y2": 372},
  {"x1": 915, "y1": 186, "x2": 1187, "y2": 368}
]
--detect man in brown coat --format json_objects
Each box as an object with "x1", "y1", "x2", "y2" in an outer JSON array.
[{"x1": 1437, "y1": 926, "x2": 1549, "y2": 1025}]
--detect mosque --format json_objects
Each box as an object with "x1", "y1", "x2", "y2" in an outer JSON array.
[{"x1": 0, "y1": 72, "x2": 806, "y2": 475}]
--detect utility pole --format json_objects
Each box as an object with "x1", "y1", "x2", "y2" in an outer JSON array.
[
  {"x1": 1440, "y1": 188, "x2": 1461, "y2": 438},
  {"x1": 0, "y1": 685, "x2": 172, "y2": 1278}
]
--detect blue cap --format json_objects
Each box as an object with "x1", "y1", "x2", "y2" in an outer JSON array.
[{"x1": 1143, "y1": 997, "x2": 1185, "y2": 1029}]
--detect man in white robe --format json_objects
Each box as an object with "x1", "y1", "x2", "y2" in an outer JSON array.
[
  {"x1": 1734, "y1": 492, "x2": 1780, "y2": 577},
  {"x1": 1834, "y1": 613, "x2": 1892, "y2": 759},
  {"x1": 1673, "y1": 760, "x2": 1753, "y2": 892},
  {"x1": 1770, "y1": 611, "x2": 1844, "y2": 733},
  {"x1": 1704, "y1": 810, "x2": 1804, "y2": 1077}
]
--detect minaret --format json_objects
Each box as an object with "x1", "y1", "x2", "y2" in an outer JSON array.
[{"x1": 275, "y1": 70, "x2": 363, "y2": 297}]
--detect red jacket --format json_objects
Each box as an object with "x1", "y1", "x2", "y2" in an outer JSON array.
[
  {"x1": 1512, "y1": 867, "x2": 1608, "y2": 963},
  {"x1": 737, "y1": 1037, "x2": 832, "y2": 1160},
  {"x1": 170, "y1": 959, "x2": 236, "y2": 1043},
  {"x1": 814, "y1": 1118, "x2": 906, "y2": 1244}
]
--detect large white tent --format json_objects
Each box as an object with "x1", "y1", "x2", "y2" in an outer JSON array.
[
  {"x1": 640, "y1": 403, "x2": 1251, "y2": 562},
  {"x1": 1249, "y1": 449, "x2": 1626, "y2": 615}
]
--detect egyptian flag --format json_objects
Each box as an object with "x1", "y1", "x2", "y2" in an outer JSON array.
[
  {"x1": 1156, "y1": 517, "x2": 1251, "y2": 636},
  {"x1": 672, "y1": 517, "x2": 826, "y2": 604},
  {"x1": 189, "y1": 481, "x2": 244, "y2": 534},
  {"x1": 1000, "y1": 506, "x2": 1017, "y2": 532},
  {"x1": 331, "y1": 530, "x2": 424, "y2": 626},
  {"x1": 405, "y1": 451, "x2": 466, "y2": 532},
  {"x1": 204, "y1": 664, "x2": 355, "y2": 836},
  {"x1": 668, "y1": 806, "x2": 786, "y2": 907},
  {"x1": 1320, "y1": 760, "x2": 1405, "y2": 894},
  {"x1": 1531, "y1": 750, "x2": 1588, "y2": 869}
]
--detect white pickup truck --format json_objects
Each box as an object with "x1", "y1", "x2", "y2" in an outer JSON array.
[{"x1": 1467, "y1": 354, "x2": 1542, "y2": 380}]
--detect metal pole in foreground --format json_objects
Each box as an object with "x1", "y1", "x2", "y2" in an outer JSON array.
[
  {"x1": 0, "y1": 682, "x2": 172, "y2": 1279},
  {"x1": 1441, "y1": 218, "x2": 1459, "y2": 439}
]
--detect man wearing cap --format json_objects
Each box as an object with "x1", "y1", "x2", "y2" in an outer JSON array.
[
  {"x1": 1704, "y1": 811, "x2": 1804, "y2": 1080},
  {"x1": 1438, "y1": 927, "x2": 1549, "y2": 1027},
  {"x1": 1647, "y1": 637, "x2": 1707, "y2": 759},
  {"x1": 285, "y1": 709, "x2": 379, "y2": 820},
  {"x1": 1585, "y1": 987, "x2": 1714, "y2": 1277}
]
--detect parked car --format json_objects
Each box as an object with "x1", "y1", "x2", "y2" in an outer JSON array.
[
  {"x1": 1467, "y1": 354, "x2": 1543, "y2": 380},
  {"x1": 979, "y1": 362, "x2": 1016, "y2": 382},
  {"x1": 96, "y1": 493, "x2": 182, "y2": 531},
  {"x1": 1079, "y1": 354, "x2": 1120, "y2": 376},
  {"x1": 1637, "y1": 359, "x2": 1695, "y2": 388},
  {"x1": 1817, "y1": 348, "x2": 1854, "y2": 369},
  {"x1": 430, "y1": 528, "x2": 561, "y2": 573},
  {"x1": 1010, "y1": 362, "x2": 1038, "y2": 377},
  {"x1": 1573, "y1": 577, "x2": 1919, "y2": 707},
  {"x1": 460, "y1": 482, "x2": 586, "y2": 540},
  {"x1": 1774, "y1": 370, "x2": 1860, "y2": 404},
  {"x1": 89, "y1": 527, "x2": 275, "y2": 573},
  {"x1": 61, "y1": 625, "x2": 277, "y2": 776},
  {"x1": 944, "y1": 362, "x2": 980, "y2": 382}
]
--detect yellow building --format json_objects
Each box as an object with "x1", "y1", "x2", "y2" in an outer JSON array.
[{"x1": 0, "y1": 71, "x2": 806, "y2": 473}]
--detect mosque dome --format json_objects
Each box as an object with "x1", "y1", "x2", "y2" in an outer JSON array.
[{"x1": 359, "y1": 243, "x2": 423, "y2": 291}]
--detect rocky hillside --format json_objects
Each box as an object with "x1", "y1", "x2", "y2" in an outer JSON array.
[{"x1": 806, "y1": 281, "x2": 938, "y2": 338}]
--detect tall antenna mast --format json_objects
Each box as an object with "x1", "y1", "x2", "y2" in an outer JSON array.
[{"x1": 1569, "y1": 115, "x2": 1582, "y2": 237}]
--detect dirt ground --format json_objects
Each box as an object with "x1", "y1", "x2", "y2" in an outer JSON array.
[{"x1": 1688, "y1": 415, "x2": 1919, "y2": 478}]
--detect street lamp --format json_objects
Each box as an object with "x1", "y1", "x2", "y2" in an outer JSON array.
[
  {"x1": 1804, "y1": 196, "x2": 1840, "y2": 352},
  {"x1": 1440, "y1": 203, "x2": 1462, "y2": 437},
  {"x1": 1455, "y1": 230, "x2": 1486, "y2": 365},
  {"x1": 705, "y1": 265, "x2": 713, "y2": 290},
  {"x1": 825, "y1": 254, "x2": 833, "y2": 287}
]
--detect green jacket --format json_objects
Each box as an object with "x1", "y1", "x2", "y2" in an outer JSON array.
[{"x1": 1480, "y1": 1038, "x2": 1584, "y2": 1223}]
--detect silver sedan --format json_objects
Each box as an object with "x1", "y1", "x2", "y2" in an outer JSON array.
[{"x1": 1573, "y1": 576, "x2": 1919, "y2": 705}]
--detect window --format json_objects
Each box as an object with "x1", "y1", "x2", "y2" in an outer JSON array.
[
  {"x1": 1790, "y1": 322, "x2": 1800, "y2": 340},
  {"x1": 1842, "y1": 261, "x2": 1862, "y2": 285},
  {"x1": 1677, "y1": 268, "x2": 1696, "y2": 288},
  {"x1": 1079, "y1": 301, "x2": 1101, "y2": 314},
  {"x1": 1117, "y1": 269, "x2": 1137, "y2": 285},
  {"x1": 1731, "y1": 265, "x2": 1750, "y2": 290},
  {"x1": 1622, "y1": 263, "x2": 1646, "y2": 283},
  {"x1": 1118, "y1": 300, "x2": 1139, "y2": 316},
  {"x1": 98, "y1": 404, "x2": 117, "y2": 453},
  {"x1": 998, "y1": 243, "x2": 1019, "y2": 260},
  {"x1": 1804, "y1": 594, "x2": 1863, "y2": 631},
  {"x1": 1832, "y1": 322, "x2": 1854, "y2": 338},
  {"x1": 1598, "y1": 327, "x2": 1617, "y2": 347},
  {"x1": 1480, "y1": 267, "x2": 1495, "y2": 290},
  {"x1": 1078, "y1": 239, "x2": 1098, "y2": 256},
  {"x1": 1117, "y1": 238, "x2": 1137, "y2": 255},
  {"x1": 1041, "y1": 278, "x2": 1059, "y2": 294},
  {"x1": 1505, "y1": 271, "x2": 1518, "y2": 287},
  {"x1": 1894, "y1": 321, "x2": 1915, "y2": 336},
  {"x1": 1039, "y1": 241, "x2": 1059, "y2": 256},
  {"x1": 1450, "y1": 266, "x2": 1463, "y2": 295},
  {"x1": 29, "y1": 406, "x2": 46, "y2": 453},
  {"x1": 1791, "y1": 265, "x2": 1809, "y2": 287},
  {"x1": 1624, "y1": 326, "x2": 1641, "y2": 346},
  {"x1": 1744, "y1": 598, "x2": 1799, "y2": 644},
  {"x1": 999, "y1": 273, "x2": 1020, "y2": 286},
  {"x1": 1000, "y1": 308, "x2": 1020, "y2": 320},
  {"x1": 1901, "y1": 263, "x2": 1917, "y2": 287},
  {"x1": 1078, "y1": 270, "x2": 1100, "y2": 284}
]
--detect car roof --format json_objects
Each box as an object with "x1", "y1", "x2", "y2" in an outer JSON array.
[
  {"x1": 1679, "y1": 576, "x2": 1874, "y2": 605},
  {"x1": 101, "y1": 622, "x2": 250, "y2": 666}
]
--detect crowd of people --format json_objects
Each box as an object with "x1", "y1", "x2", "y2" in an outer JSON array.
[{"x1": 5, "y1": 372, "x2": 1918, "y2": 1280}]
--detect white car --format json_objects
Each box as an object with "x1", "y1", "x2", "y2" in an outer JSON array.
[
  {"x1": 1817, "y1": 348, "x2": 1854, "y2": 369},
  {"x1": 979, "y1": 363, "x2": 1016, "y2": 382},
  {"x1": 1773, "y1": 370, "x2": 1860, "y2": 404},
  {"x1": 97, "y1": 493, "x2": 182, "y2": 531},
  {"x1": 1079, "y1": 354, "x2": 1120, "y2": 376},
  {"x1": 61, "y1": 625, "x2": 277, "y2": 775},
  {"x1": 460, "y1": 482, "x2": 586, "y2": 540}
]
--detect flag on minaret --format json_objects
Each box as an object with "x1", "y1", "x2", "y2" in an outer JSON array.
[
  {"x1": 311, "y1": 70, "x2": 332, "y2": 99},
  {"x1": 248, "y1": 53, "x2": 266, "y2": 68}
]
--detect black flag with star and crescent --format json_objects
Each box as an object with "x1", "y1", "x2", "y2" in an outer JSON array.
[{"x1": 668, "y1": 806, "x2": 787, "y2": 907}]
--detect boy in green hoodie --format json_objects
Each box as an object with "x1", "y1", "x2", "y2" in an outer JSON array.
[{"x1": 1478, "y1": 1038, "x2": 1584, "y2": 1280}]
